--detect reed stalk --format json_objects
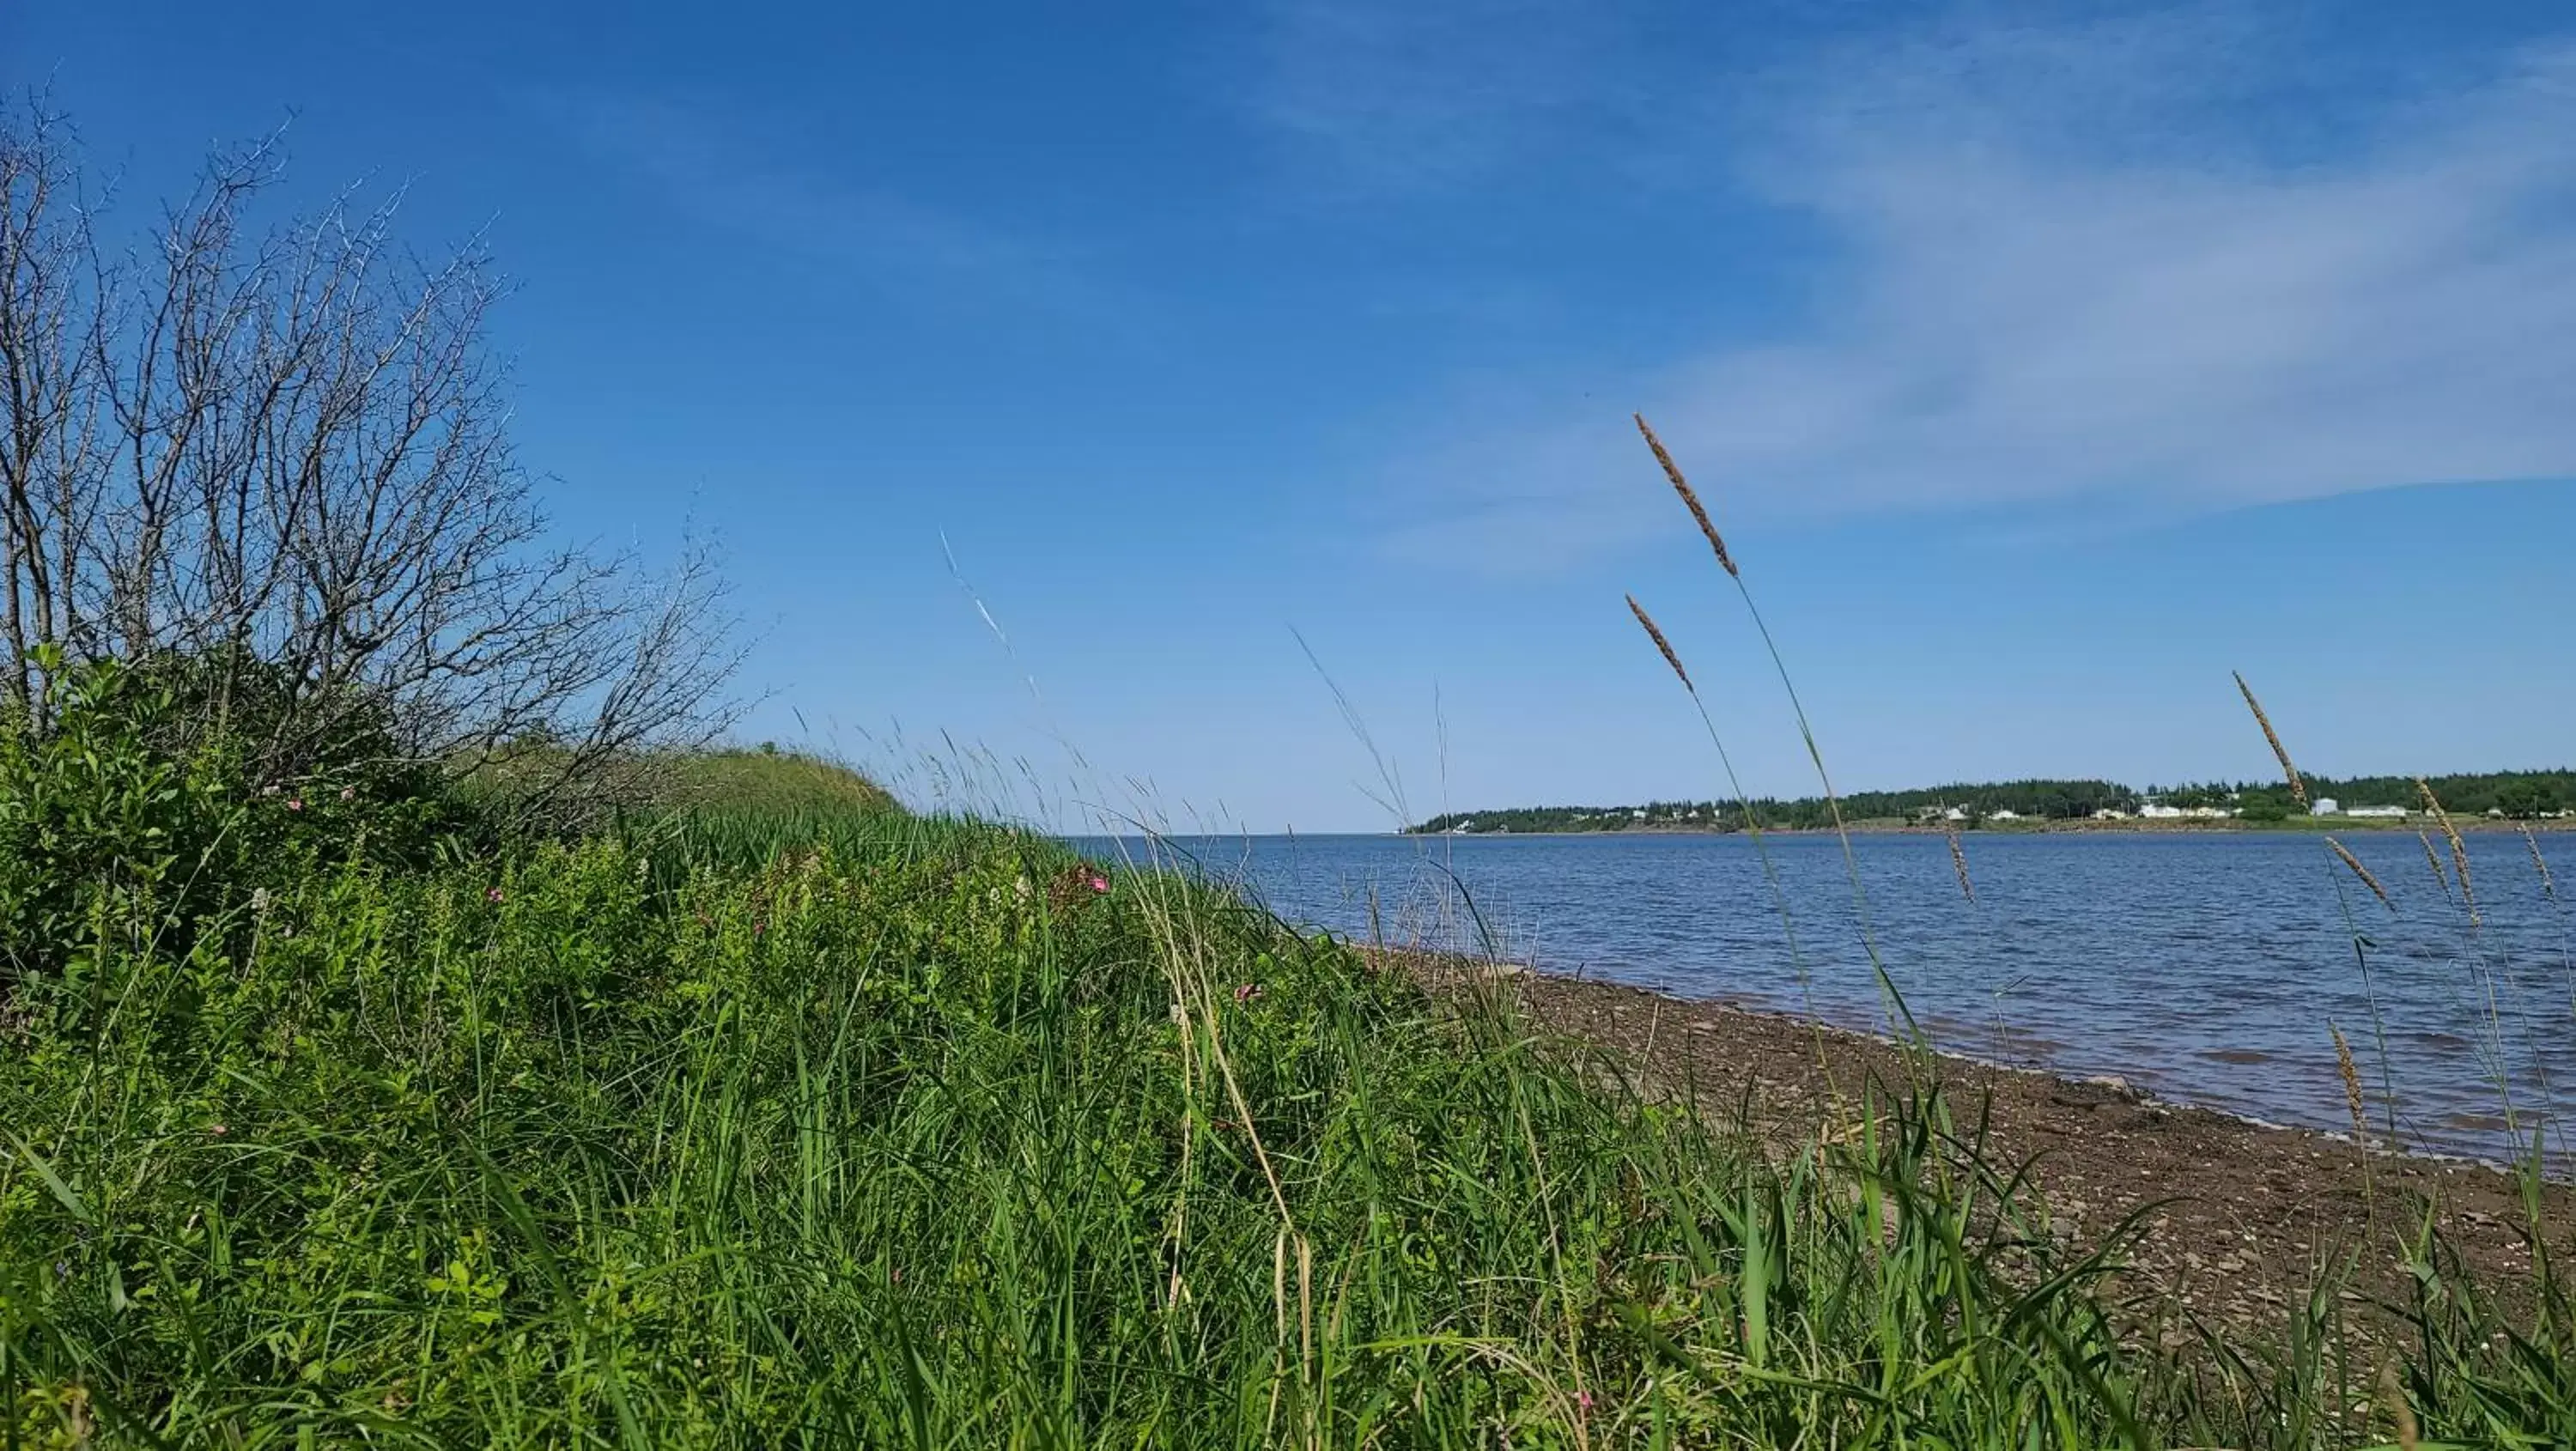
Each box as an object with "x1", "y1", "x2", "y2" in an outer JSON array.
[
  {"x1": 2233, "y1": 673, "x2": 2400, "y2": 1143},
  {"x1": 1624, "y1": 593, "x2": 1820, "y2": 1023},
  {"x1": 2420, "y1": 830, "x2": 2458, "y2": 906},
  {"x1": 1634, "y1": 415, "x2": 1917, "y2": 1045},
  {"x1": 2418, "y1": 779, "x2": 2481, "y2": 929}
]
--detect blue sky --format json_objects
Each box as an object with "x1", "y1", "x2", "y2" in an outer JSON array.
[{"x1": 15, "y1": 0, "x2": 2573, "y2": 830}]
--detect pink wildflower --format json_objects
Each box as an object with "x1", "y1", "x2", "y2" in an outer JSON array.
[
  {"x1": 1233, "y1": 982, "x2": 1262, "y2": 1005},
  {"x1": 285, "y1": 798, "x2": 304, "y2": 812},
  {"x1": 486, "y1": 887, "x2": 504, "y2": 903},
  {"x1": 1577, "y1": 1389, "x2": 1595, "y2": 1414},
  {"x1": 1087, "y1": 873, "x2": 1109, "y2": 893}
]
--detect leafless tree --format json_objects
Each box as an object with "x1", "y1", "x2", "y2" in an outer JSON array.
[{"x1": 0, "y1": 97, "x2": 744, "y2": 824}]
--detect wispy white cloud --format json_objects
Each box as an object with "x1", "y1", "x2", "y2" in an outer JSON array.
[
  {"x1": 1246, "y1": 0, "x2": 1648, "y2": 193},
  {"x1": 1311, "y1": 9, "x2": 2576, "y2": 563},
  {"x1": 527, "y1": 89, "x2": 1102, "y2": 313}
]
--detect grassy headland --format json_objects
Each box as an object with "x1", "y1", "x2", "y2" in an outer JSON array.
[
  {"x1": 659, "y1": 745, "x2": 903, "y2": 817},
  {"x1": 6, "y1": 754, "x2": 2573, "y2": 1447}
]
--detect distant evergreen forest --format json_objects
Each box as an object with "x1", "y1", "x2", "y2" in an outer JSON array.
[{"x1": 1408, "y1": 770, "x2": 2575, "y2": 834}]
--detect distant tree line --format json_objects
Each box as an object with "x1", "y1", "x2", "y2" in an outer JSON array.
[
  {"x1": 1410, "y1": 769, "x2": 2573, "y2": 834},
  {"x1": 2142, "y1": 772, "x2": 2572, "y2": 822},
  {"x1": 1413, "y1": 779, "x2": 2137, "y2": 835}
]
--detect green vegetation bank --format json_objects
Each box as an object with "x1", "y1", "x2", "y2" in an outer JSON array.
[{"x1": 3, "y1": 665, "x2": 2572, "y2": 1448}]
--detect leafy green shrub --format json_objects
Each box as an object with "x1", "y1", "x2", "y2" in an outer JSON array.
[
  {"x1": 0, "y1": 649, "x2": 478, "y2": 994},
  {"x1": 0, "y1": 652, "x2": 246, "y2": 981},
  {"x1": 115, "y1": 645, "x2": 481, "y2": 864}
]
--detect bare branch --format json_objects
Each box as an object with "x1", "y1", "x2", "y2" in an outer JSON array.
[{"x1": 0, "y1": 95, "x2": 743, "y2": 817}]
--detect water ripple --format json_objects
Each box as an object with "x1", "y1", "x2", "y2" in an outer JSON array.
[{"x1": 1085, "y1": 830, "x2": 2576, "y2": 1167}]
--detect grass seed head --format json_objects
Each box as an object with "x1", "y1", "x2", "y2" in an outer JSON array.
[
  {"x1": 2327, "y1": 835, "x2": 2393, "y2": 914},
  {"x1": 1945, "y1": 824, "x2": 1975, "y2": 905},
  {"x1": 2419, "y1": 779, "x2": 2481, "y2": 926},
  {"x1": 2449, "y1": 836, "x2": 2482, "y2": 928},
  {"x1": 1625, "y1": 594, "x2": 1693, "y2": 692},
  {"x1": 2521, "y1": 824, "x2": 2557, "y2": 903},
  {"x1": 2232, "y1": 671, "x2": 2305, "y2": 807},
  {"x1": 1634, "y1": 413, "x2": 1739, "y2": 579},
  {"x1": 2417, "y1": 777, "x2": 2459, "y2": 841},
  {"x1": 2331, "y1": 1022, "x2": 2368, "y2": 1145},
  {"x1": 2419, "y1": 830, "x2": 2454, "y2": 900}
]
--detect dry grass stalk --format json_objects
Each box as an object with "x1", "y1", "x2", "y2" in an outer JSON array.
[
  {"x1": 2523, "y1": 824, "x2": 2559, "y2": 903},
  {"x1": 1944, "y1": 825, "x2": 1975, "y2": 905},
  {"x1": 2419, "y1": 830, "x2": 2454, "y2": 900},
  {"x1": 1626, "y1": 594, "x2": 1692, "y2": 691},
  {"x1": 2450, "y1": 838, "x2": 2482, "y2": 927},
  {"x1": 2326, "y1": 835, "x2": 2393, "y2": 913},
  {"x1": 2331, "y1": 1022, "x2": 2369, "y2": 1145},
  {"x1": 1633, "y1": 413, "x2": 1739, "y2": 579},
  {"x1": 2419, "y1": 779, "x2": 2481, "y2": 927},
  {"x1": 2232, "y1": 671, "x2": 2306, "y2": 806}
]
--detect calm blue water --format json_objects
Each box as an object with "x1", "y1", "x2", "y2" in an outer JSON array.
[{"x1": 1077, "y1": 829, "x2": 2576, "y2": 1164}]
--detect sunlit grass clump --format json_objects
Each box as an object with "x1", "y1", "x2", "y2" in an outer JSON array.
[{"x1": 662, "y1": 745, "x2": 901, "y2": 817}]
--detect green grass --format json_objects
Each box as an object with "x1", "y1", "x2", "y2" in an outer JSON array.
[
  {"x1": 628, "y1": 749, "x2": 909, "y2": 874},
  {"x1": 658, "y1": 748, "x2": 902, "y2": 818},
  {"x1": 3, "y1": 782, "x2": 2571, "y2": 1447}
]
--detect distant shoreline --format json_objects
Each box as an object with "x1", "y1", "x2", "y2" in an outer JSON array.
[
  {"x1": 1407, "y1": 771, "x2": 2573, "y2": 839},
  {"x1": 1401, "y1": 817, "x2": 2573, "y2": 839}
]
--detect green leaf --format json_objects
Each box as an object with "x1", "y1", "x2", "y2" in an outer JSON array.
[{"x1": 3, "y1": 1128, "x2": 94, "y2": 1224}]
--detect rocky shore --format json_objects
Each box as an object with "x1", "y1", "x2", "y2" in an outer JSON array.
[{"x1": 1377, "y1": 949, "x2": 2575, "y2": 1345}]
